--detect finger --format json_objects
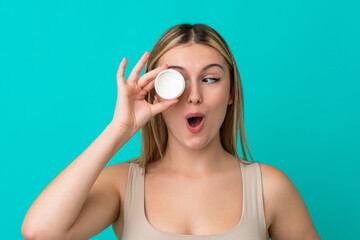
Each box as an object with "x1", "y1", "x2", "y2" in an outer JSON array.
[
  {"x1": 138, "y1": 64, "x2": 168, "y2": 89},
  {"x1": 137, "y1": 79, "x2": 155, "y2": 98},
  {"x1": 116, "y1": 57, "x2": 127, "y2": 85},
  {"x1": 150, "y1": 99, "x2": 179, "y2": 117},
  {"x1": 141, "y1": 79, "x2": 155, "y2": 94},
  {"x1": 127, "y1": 51, "x2": 150, "y2": 84}
]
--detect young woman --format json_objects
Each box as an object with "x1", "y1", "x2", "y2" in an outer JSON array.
[{"x1": 22, "y1": 24, "x2": 320, "y2": 240}]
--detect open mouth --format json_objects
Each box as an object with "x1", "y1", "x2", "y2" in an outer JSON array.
[
  {"x1": 187, "y1": 117, "x2": 203, "y2": 128},
  {"x1": 185, "y1": 113, "x2": 205, "y2": 133}
]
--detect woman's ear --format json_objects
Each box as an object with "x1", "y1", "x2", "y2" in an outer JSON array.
[
  {"x1": 152, "y1": 89, "x2": 159, "y2": 104},
  {"x1": 154, "y1": 95, "x2": 159, "y2": 104},
  {"x1": 228, "y1": 84, "x2": 234, "y2": 105}
]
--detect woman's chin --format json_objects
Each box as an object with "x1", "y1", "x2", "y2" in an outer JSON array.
[
  {"x1": 167, "y1": 128, "x2": 218, "y2": 151},
  {"x1": 183, "y1": 138, "x2": 211, "y2": 151}
]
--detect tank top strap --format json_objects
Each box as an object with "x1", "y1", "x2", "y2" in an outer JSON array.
[
  {"x1": 123, "y1": 162, "x2": 144, "y2": 221},
  {"x1": 240, "y1": 161, "x2": 267, "y2": 229}
]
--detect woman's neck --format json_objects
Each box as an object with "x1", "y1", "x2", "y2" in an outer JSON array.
[{"x1": 155, "y1": 133, "x2": 235, "y2": 175}]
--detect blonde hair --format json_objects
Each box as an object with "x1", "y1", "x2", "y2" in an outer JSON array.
[{"x1": 127, "y1": 23, "x2": 254, "y2": 174}]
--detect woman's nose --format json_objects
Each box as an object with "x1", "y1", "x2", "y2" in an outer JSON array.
[{"x1": 186, "y1": 80, "x2": 203, "y2": 104}]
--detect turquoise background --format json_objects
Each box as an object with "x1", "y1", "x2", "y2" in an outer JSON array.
[{"x1": 1, "y1": 0, "x2": 359, "y2": 239}]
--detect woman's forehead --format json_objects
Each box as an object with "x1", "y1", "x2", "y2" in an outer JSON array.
[{"x1": 157, "y1": 44, "x2": 227, "y2": 70}]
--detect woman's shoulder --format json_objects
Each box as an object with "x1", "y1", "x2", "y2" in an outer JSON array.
[
  {"x1": 257, "y1": 163, "x2": 308, "y2": 232},
  {"x1": 105, "y1": 161, "x2": 131, "y2": 179},
  {"x1": 242, "y1": 160, "x2": 290, "y2": 184},
  {"x1": 258, "y1": 162, "x2": 295, "y2": 205},
  {"x1": 257, "y1": 162, "x2": 298, "y2": 201},
  {"x1": 104, "y1": 161, "x2": 132, "y2": 199},
  {"x1": 257, "y1": 162, "x2": 291, "y2": 184}
]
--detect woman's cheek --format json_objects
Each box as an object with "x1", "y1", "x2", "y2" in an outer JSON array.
[
  {"x1": 209, "y1": 95, "x2": 230, "y2": 125},
  {"x1": 162, "y1": 108, "x2": 180, "y2": 130}
]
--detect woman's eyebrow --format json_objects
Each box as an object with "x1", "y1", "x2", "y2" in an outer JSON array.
[{"x1": 167, "y1": 63, "x2": 224, "y2": 72}]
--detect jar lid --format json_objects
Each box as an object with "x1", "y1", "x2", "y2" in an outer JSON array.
[{"x1": 154, "y1": 69, "x2": 185, "y2": 100}]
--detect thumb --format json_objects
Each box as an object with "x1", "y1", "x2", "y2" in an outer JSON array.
[{"x1": 150, "y1": 99, "x2": 178, "y2": 117}]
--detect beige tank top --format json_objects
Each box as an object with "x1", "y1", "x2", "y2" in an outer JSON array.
[{"x1": 121, "y1": 161, "x2": 267, "y2": 239}]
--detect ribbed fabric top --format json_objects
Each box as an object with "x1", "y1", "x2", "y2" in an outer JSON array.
[{"x1": 121, "y1": 161, "x2": 267, "y2": 240}]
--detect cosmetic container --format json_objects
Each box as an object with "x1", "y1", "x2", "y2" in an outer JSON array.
[{"x1": 154, "y1": 69, "x2": 185, "y2": 100}]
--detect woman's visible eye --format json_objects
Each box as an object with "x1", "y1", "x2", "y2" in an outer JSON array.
[{"x1": 202, "y1": 77, "x2": 220, "y2": 83}]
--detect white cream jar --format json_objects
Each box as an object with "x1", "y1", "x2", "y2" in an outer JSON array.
[{"x1": 154, "y1": 69, "x2": 185, "y2": 100}]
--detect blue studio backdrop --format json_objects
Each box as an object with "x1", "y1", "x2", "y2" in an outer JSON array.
[{"x1": 1, "y1": 0, "x2": 359, "y2": 239}]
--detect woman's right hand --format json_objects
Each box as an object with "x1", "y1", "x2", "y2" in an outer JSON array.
[{"x1": 111, "y1": 51, "x2": 178, "y2": 134}]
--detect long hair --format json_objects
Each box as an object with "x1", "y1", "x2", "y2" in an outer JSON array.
[{"x1": 128, "y1": 23, "x2": 254, "y2": 175}]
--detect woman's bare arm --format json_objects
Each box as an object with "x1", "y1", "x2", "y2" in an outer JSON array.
[
  {"x1": 21, "y1": 52, "x2": 178, "y2": 240},
  {"x1": 21, "y1": 124, "x2": 132, "y2": 240},
  {"x1": 260, "y1": 163, "x2": 321, "y2": 240}
]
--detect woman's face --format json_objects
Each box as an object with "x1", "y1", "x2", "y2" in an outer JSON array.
[{"x1": 155, "y1": 43, "x2": 233, "y2": 150}]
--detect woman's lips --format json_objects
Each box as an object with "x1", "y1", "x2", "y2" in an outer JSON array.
[{"x1": 185, "y1": 113, "x2": 205, "y2": 133}]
